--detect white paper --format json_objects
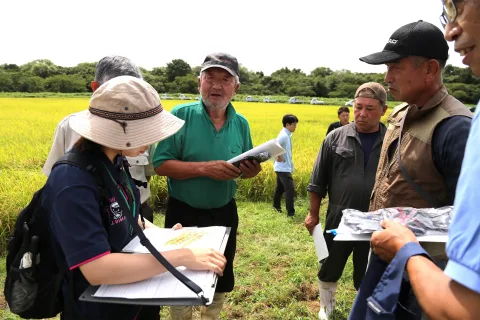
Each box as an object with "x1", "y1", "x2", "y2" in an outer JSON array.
[
  {"x1": 122, "y1": 226, "x2": 226, "y2": 253},
  {"x1": 313, "y1": 225, "x2": 329, "y2": 262},
  {"x1": 93, "y1": 226, "x2": 229, "y2": 305},
  {"x1": 227, "y1": 138, "x2": 285, "y2": 164}
]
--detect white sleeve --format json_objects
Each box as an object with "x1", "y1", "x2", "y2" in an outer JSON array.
[
  {"x1": 144, "y1": 143, "x2": 157, "y2": 177},
  {"x1": 42, "y1": 122, "x2": 67, "y2": 176}
]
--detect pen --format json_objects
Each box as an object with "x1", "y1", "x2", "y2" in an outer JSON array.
[{"x1": 326, "y1": 229, "x2": 338, "y2": 236}]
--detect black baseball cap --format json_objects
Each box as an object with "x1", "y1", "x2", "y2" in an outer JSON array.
[
  {"x1": 360, "y1": 20, "x2": 449, "y2": 65},
  {"x1": 200, "y1": 52, "x2": 240, "y2": 78}
]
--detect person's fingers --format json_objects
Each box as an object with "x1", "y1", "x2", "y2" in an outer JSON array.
[
  {"x1": 371, "y1": 230, "x2": 381, "y2": 243},
  {"x1": 308, "y1": 225, "x2": 314, "y2": 236},
  {"x1": 381, "y1": 219, "x2": 395, "y2": 228},
  {"x1": 172, "y1": 223, "x2": 182, "y2": 230},
  {"x1": 239, "y1": 164, "x2": 255, "y2": 178},
  {"x1": 224, "y1": 161, "x2": 241, "y2": 174},
  {"x1": 372, "y1": 247, "x2": 393, "y2": 262},
  {"x1": 222, "y1": 163, "x2": 241, "y2": 176},
  {"x1": 241, "y1": 160, "x2": 254, "y2": 170},
  {"x1": 204, "y1": 251, "x2": 226, "y2": 275},
  {"x1": 211, "y1": 263, "x2": 224, "y2": 276},
  {"x1": 252, "y1": 160, "x2": 261, "y2": 170}
]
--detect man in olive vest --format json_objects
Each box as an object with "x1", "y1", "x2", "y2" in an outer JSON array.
[{"x1": 360, "y1": 21, "x2": 473, "y2": 259}]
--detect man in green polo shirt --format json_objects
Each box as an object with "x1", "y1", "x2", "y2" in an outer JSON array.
[{"x1": 154, "y1": 52, "x2": 261, "y2": 320}]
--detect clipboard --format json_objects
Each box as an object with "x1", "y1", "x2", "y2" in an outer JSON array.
[{"x1": 79, "y1": 226, "x2": 231, "y2": 306}]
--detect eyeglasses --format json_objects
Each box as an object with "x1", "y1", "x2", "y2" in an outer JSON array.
[{"x1": 439, "y1": 0, "x2": 458, "y2": 29}]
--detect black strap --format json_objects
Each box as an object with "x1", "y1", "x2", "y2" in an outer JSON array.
[
  {"x1": 99, "y1": 165, "x2": 208, "y2": 304},
  {"x1": 397, "y1": 109, "x2": 439, "y2": 208},
  {"x1": 54, "y1": 152, "x2": 110, "y2": 229}
]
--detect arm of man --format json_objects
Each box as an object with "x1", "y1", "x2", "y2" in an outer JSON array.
[
  {"x1": 157, "y1": 160, "x2": 240, "y2": 180},
  {"x1": 275, "y1": 134, "x2": 288, "y2": 162},
  {"x1": 407, "y1": 255, "x2": 480, "y2": 320},
  {"x1": 371, "y1": 113, "x2": 480, "y2": 319},
  {"x1": 432, "y1": 116, "x2": 472, "y2": 204},
  {"x1": 305, "y1": 138, "x2": 331, "y2": 235},
  {"x1": 372, "y1": 221, "x2": 480, "y2": 320}
]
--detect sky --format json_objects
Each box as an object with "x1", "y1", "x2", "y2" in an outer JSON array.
[{"x1": 0, "y1": 0, "x2": 466, "y2": 76}]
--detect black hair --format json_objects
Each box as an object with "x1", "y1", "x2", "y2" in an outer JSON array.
[
  {"x1": 337, "y1": 106, "x2": 350, "y2": 116},
  {"x1": 73, "y1": 137, "x2": 103, "y2": 153},
  {"x1": 282, "y1": 114, "x2": 299, "y2": 127}
]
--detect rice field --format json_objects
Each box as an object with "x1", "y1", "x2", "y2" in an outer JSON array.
[{"x1": 0, "y1": 97, "x2": 392, "y2": 251}]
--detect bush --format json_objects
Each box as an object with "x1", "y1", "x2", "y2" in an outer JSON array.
[{"x1": 45, "y1": 75, "x2": 87, "y2": 93}]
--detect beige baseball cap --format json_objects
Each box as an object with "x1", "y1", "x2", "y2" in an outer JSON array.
[
  {"x1": 70, "y1": 75, "x2": 184, "y2": 150},
  {"x1": 354, "y1": 82, "x2": 387, "y2": 106}
]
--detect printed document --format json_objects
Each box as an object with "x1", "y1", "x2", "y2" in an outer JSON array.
[{"x1": 92, "y1": 226, "x2": 229, "y2": 304}]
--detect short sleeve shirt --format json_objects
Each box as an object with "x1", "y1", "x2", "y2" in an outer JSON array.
[
  {"x1": 153, "y1": 101, "x2": 253, "y2": 209},
  {"x1": 42, "y1": 151, "x2": 142, "y2": 319},
  {"x1": 445, "y1": 107, "x2": 480, "y2": 294}
]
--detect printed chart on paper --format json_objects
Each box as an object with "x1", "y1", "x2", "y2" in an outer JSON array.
[{"x1": 93, "y1": 226, "x2": 228, "y2": 300}]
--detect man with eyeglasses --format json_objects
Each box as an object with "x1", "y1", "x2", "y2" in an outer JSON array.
[
  {"x1": 362, "y1": 3, "x2": 480, "y2": 318},
  {"x1": 360, "y1": 20, "x2": 472, "y2": 263}
]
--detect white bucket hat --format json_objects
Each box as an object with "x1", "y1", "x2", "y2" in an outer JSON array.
[{"x1": 70, "y1": 76, "x2": 184, "y2": 150}]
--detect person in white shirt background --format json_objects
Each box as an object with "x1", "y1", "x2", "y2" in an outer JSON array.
[
  {"x1": 273, "y1": 114, "x2": 299, "y2": 217},
  {"x1": 42, "y1": 55, "x2": 157, "y2": 222}
]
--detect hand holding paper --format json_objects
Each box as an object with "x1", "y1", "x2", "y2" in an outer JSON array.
[
  {"x1": 228, "y1": 138, "x2": 285, "y2": 167},
  {"x1": 313, "y1": 225, "x2": 329, "y2": 262},
  {"x1": 202, "y1": 161, "x2": 241, "y2": 180},
  {"x1": 238, "y1": 159, "x2": 262, "y2": 178}
]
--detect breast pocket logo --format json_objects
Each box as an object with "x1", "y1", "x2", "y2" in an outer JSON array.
[{"x1": 110, "y1": 202, "x2": 123, "y2": 220}]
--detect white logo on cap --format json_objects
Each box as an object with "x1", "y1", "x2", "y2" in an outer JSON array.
[{"x1": 388, "y1": 39, "x2": 398, "y2": 44}]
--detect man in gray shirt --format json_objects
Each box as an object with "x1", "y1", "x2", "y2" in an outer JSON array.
[{"x1": 304, "y1": 82, "x2": 388, "y2": 320}]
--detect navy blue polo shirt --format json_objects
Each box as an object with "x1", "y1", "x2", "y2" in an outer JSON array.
[{"x1": 41, "y1": 151, "x2": 142, "y2": 319}]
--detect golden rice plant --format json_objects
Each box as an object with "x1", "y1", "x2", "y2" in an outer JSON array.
[{"x1": 0, "y1": 97, "x2": 391, "y2": 251}]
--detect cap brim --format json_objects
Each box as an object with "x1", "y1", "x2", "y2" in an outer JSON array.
[
  {"x1": 359, "y1": 51, "x2": 407, "y2": 65},
  {"x1": 70, "y1": 109, "x2": 185, "y2": 150},
  {"x1": 200, "y1": 65, "x2": 237, "y2": 77}
]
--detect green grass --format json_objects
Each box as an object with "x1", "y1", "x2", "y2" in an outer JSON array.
[{"x1": 1, "y1": 200, "x2": 355, "y2": 320}]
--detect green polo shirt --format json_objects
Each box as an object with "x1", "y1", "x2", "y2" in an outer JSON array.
[{"x1": 153, "y1": 100, "x2": 253, "y2": 209}]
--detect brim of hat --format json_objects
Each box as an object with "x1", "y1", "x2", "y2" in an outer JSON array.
[
  {"x1": 359, "y1": 51, "x2": 407, "y2": 65},
  {"x1": 70, "y1": 109, "x2": 185, "y2": 150},
  {"x1": 200, "y1": 65, "x2": 237, "y2": 77}
]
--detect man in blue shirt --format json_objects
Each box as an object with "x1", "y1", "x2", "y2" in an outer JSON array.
[
  {"x1": 273, "y1": 114, "x2": 298, "y2": 217},
  {"x1": 370, "y1": 1, "x2": 480, "y2": 318}
]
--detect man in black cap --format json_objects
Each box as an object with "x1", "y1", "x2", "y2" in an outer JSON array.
[
  {"x1": 364, "y1": 2, "x2": 480, "y2": 318},
  {"x1": 153, "y1": 52, "x2": 261, "y2": 320},
  {"x1": 360, "y1": 21, "x2": 472, "y2": 262}
]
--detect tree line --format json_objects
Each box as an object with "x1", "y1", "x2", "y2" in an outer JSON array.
[{"x1": 1, "y1": 59, "x2": 479, "y2": 104}]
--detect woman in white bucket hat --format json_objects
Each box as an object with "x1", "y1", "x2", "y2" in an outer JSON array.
[{"x1": 42, "y1": 76, "x2": 226, "y2": 319}]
